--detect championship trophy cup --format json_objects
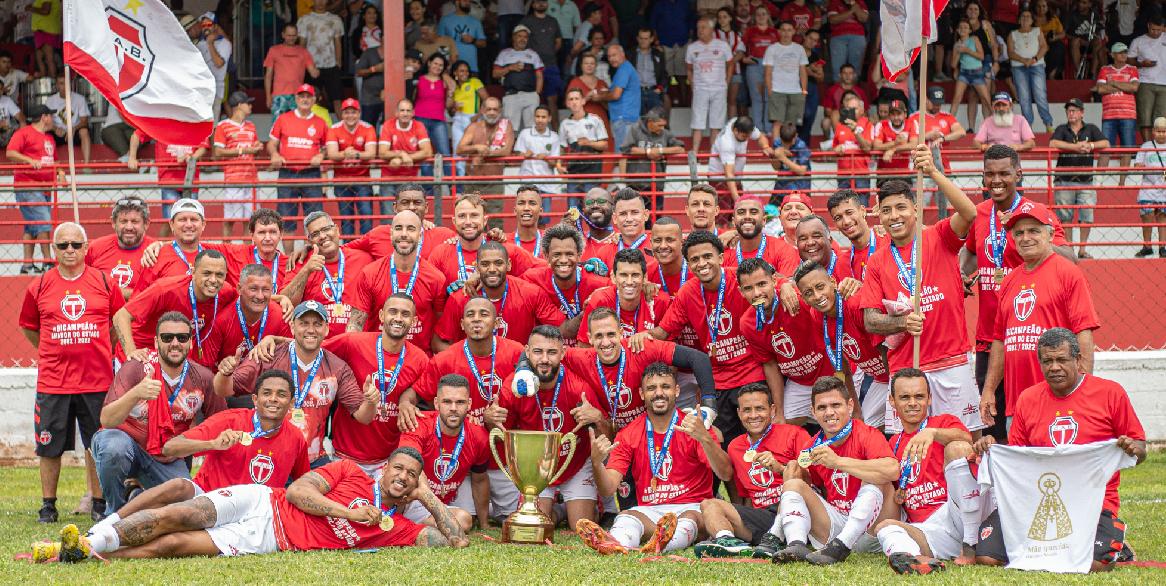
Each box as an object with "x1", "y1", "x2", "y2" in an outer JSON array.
[{"x1": 489, "y1": 428, "x2": 577, "y2": 544}]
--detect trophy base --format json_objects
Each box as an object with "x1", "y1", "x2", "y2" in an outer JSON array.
[{"x1": 501, "y1": 513, "x2": 555, "y2": 544}]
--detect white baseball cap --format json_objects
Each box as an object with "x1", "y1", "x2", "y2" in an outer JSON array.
[{"x1": 169, "y1": 198, "x2": 204, "y2": 219}]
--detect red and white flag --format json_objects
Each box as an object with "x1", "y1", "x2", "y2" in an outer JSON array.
[
  {"x1": 63, "y1": 0, "x2": 215, "y2": 145},
  {"x1": 880, "y1": 0, "x2": 948, "y2": 82}
]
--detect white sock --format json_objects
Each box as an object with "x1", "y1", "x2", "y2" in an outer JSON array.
[
  {"x1": 608, "y1": 514, "x2": 644, "y2": 549},
  {"x1": 88, "y1": 523, "x2": 120, "y2": 554},
  {"x1": 836, "y1": 484, "x2": 883, "y2": 549},
  {"x1": 778, "y1": 490, "x2": 811, "y2": 545},
  {"x1": 663, "y1": 518, "x2": 699, "y2": 553},
  {"x1": 87, "y1": 512, "x2": 120, "y2": 536},
  {"x1": 877, "y1": 524, "x2": 922, "y2": 556},
  {"x1": 715, "y1": 529, "x2": 734, "y2": 539},
  {"x1": 945, "y1": 458, "x2": 982, "y2": 545}
]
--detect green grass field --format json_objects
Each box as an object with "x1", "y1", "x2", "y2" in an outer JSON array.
[{"x1": 1, "y1": 455, "x2": 1164, "y2": 585}]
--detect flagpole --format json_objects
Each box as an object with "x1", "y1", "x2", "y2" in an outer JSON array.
[
  {"x1": 911, "y1": 36, "x2": 928, "y2": 369},
  {"x1": 63, "y1": 68, "x2": 80, "y2": 224}
]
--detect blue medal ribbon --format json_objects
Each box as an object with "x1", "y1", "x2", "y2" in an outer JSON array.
[
  {"x1": 656, "y1": 261, "x2": 688, "y2": 295},
  {"x1": 376, "y1": 335, "x2": 407, "y2": 403},
  {"x1": 389, "y1": 252, "x2": 420, "y2": 296},
  {"x1": 823, "y1": 293, "x2": 845, "y2": 372},
  {"x1": 462, "y1": 337, "x2": 497, "y2": 401},
  {"x1": 514, "y1": 230, "x2": 542, "y2": 258},
  {"x1": 188, "y1": 281, "x2": 218, "y2": 355},
  {"x1": 234, "y1": 299, "x2": 269, "y2": 351},
  {"x1": 551, "y1": 268, "x2": 582, "y2": 318},
  {"x1": 490, "y1": 281, "x2": 510, "y2": 319},
  {"x1": 372, "y1": 476, "x2": 398, "y2": 518},
  {"x1": 703, "y1": 270, "x2": 727, "y2": 350},
  {"x1": 735, "y1": 235, "x2": 767, "y2": 265},
  {"x1": 253, "y1": 248, "x2": 281, "y2": 292},
  {"x1": 618, "y1": 233, "x2": 648, "y2": 251},
  {"x1": 595, "y1": 349, "x2": 626, "y2": 422},
  {"x1": 533, "y1": 368, "x2": 564, "y2": 431},
  {"x1": 172, "y1": 240, "x2": 203, "y2": 274},
  {"x1": 894, "y1": 417, "x2": 928, "y2": 489},
  {"x1": 989, "y1": 196, "x2": 1021, "y2": 269},
  {"x1": 321, "y1": 251, "x2": 345, "y2": 304},
  {"x1": 289, "y1": 344, "x2": 324, "y2": 409},
  {"x1": 646, "y1": 410, "x2": 679, "y2": 482},
  {"x1": 748, "y1": 423, "x2": 774, "y2": 453},
  {"x1": 826, "y1": 250, "x2": 838, "y2": 277},
  {"x1": 890, "y1": 239, "x2": 919, "y2": 296},
  {"x1": 434, "y1": 418, "x2": 466, "y2": 482},
  {"x1": 165, "y1": 360, "x2": 191, "y2": 404},
  {"x1": 800, "y1": 419, "x2": 853, "y2": 462},
  {"x1": 454, "y1": 239, "x2": 479, "y2": 282},
  {"x1": 850, "y1": 231, "x2": 876, "y2": 279},
  {"x1": 248, "y1": 410, "x2": 280, "y2": 440},
  {"x1": 755, "y1": 298, "x2": 779, "y2": 332}
]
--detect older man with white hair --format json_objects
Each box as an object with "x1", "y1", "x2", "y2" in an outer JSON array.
[{"x1": 973, "y1": 93, "x2": 1036, "y2": 152}]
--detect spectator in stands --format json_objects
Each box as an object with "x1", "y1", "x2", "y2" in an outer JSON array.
[
  {"x1": 6, "y1": 104, "x2": 55, "y2": 273},
  {"x1": 404, "y1": 49, "x2": 423, "y2": 102},
  {"x1": 355, "y1": 4, "x2": 382, "y2": 55},
  {"x1": 908, "y1": 86, "x2": 966, "y2": 217},
  {"x1": 613, "y1": 0, "x2": 645, "y2": 48},
  {"x1": 213, "y1": 92, "x2": 263, "y2": 238},
  {"x1": 404, "y1": 0, "x2": 427, "y2": 48},
  {"x1": 1050, "y1": 98, "x2": 1108, "y2": 258},
  {"x1": 781, "y1": 0, "x2": 821, "y2": 37},
  {"x1": 0, "y1": 87, "x2": 21, "y2": 149},
  {"x1": 353, "y1": 41, "x2": 385, "y2": 126},
  {"x1": 298, "y1": 0, "x2": 345, "y2": 115},
  {"x1": 414, "y1": 19, "x2": 458, "y2": 64},
  {"x1": 127, "y1": 130, "x2": 209, "y2": 230},
  {"x1": 99, "y1": 110, "x2": 133, "y2": 163},
  {"x1": 1008, "y1": 10, "x2": 1053, "y2": 131},
  {"x1": 379, "y1": 99, "x2": 433, "y2": 220},
  {"x1": 1133, "y1": 117, "x2": 1166, "y2": 258},
  {"x1": 1065, "y1": 0, "x2": 1104, "y2": 80},
  {"x1": 569, "y1": 5, "x2": 605, "y2": 77},
  {"x1": 634, "y1": 28, "x2": 669, "y2": 115},
  {"x1": 327, "y1": 98, "x2": 377, "y2": 238},
  {"x1": 687, "y1": 16, "x2": 734, "y2": 150},
  {"x1": 415, "y1": 53, "x2": 455, "y2": 177},
  {"x1": 438, "y1": 0, "x2": 486, "y2": 74},
  {"x1": 825, "y1": 0, "x2": 869, "y2": 79},
  {"x1": 1095, "y1": 42, "x2": 1140, "y2": 185},
  {"x1": 743, "y1": 6, "x2": 779, "y2": 133},
  {"x1": 569, "y1": 52, "x2": 611, "y2": 126},
  {"x1": 548, "y1": 0, "x2": 582, "y2": 61},
  {"x1": 457, "y1": 97, "x2": 514, "y2": 225},
  {"x1": 451, "y1": 60, "x2": 488, "y2": 175},
  {"x1": 1033, "y1": 0, "x2": 1065, "y2": 78},
  {"x1": 832, "y1": 91, "x2": 873, "y2": 201},
  {"x1": 622, "y1": 106, "x2": 685, "y2": 207},
  {"x1": 763, "y1": 21, "x2": 807, "y2": 128},
  {"x1": 650, "y1": 0, "x2": 694, "y2": 91},
  {"x1": 264, "y1": 24, "x2": 319, "y2": 118},
  {"x1": 595, "y1": 45, "x2": 641, "y2": 153},
  {"x1": 951, "y1": 18, "x2": 992, "y2": 131},
  {"x1": 497, "y1": 0, "x2": 528, "y2": 50},
  {"x1": 715, "y1": 8, "x2": 747, "y2": 118},
  {"x1": 872, "y1": 99, "x2": 913, "y2": 183},
  {"x1": 520, "y1": 0, "x2": 564, "y2": 126},
  {"x1": 560, "y1": 87, "x2": 608, "y2": 207},
  {"x1": 699, "y1": 0, "x2": 732, "y2": 16},
  {"x1": 494, "y1": 24, "x2": 544, "y2": 133},
  {"x1": 1107, "y1": 0, "x2": 1138, "y2": 48},
  {"x1": 709, "y1": 115, "x2": 775, "y2": 225},
  {"x1": 268, "y1": 84, "x2": 328, "y2": 250},
  {"x1": 771, "y1": 121, "x2": 810, "y2": 202},
  {"x1": 1129, "y1": 18, "x2": 1166, "y2": 141},
  {"x1": 193, "y1": 12, "x2": 231, "y2": 119},
  {"x1": 800, "y1": 29, "x2": 824, "y2": 141},
  {"x1": 0, "y1": 50, "x2": 29, "y2": 98},
  {"x1": 822, "y1": 63, "x2": 867, "y2": 135},
  {"x1": 30, "y1": 0, "x2": 59, "y2": 79},
  {"x1": 989, "y1": 0, "x2": 1020, "y2": 38},
  {"x1": 44, "y1": 73, "x2": 89, "y2": 164},
  {"x1": 515, "y1": 105, "x2": 566, "y2": 211},
  {"x1": 574, "y1": 25, "x2": 612, "y2": 83},
  {"x1": 974, "y1": 92, "x2": 1036, "y2": 152}
]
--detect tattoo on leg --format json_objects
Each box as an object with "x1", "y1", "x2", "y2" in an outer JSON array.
[
  {"x1": 416, "y1": 526, "x2": 451, "y2": 547},
  {"x1": 115, "y1": 511, "x2": 160, "y2": 547}
]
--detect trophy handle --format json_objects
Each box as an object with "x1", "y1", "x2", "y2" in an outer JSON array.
[
  {"x1": 488, "y1": 427, "x2": 516, "y2": 485},
  {"x1": 546, "y1": 432, "x2": 578, "y2": 486}
]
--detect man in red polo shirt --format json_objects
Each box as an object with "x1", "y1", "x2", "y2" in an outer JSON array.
[
  {"x1": 85, "y1": 197, "x2": 154, "y2": 299},
  {"x1": 6, "y1": 103, "x2": 57, "y2": 273},
  {"x1": 267, "y1": 83, "x2": 328, "y2": 250},
  {"x1": 378, "y1": 99, "x2": 432, "y2": 219},
  {"x1": 218, "y1": 209, "x2": 297, "y2": 290},
  {"x1": 326, "y1": 98, "x2": 377, "y2": 238},
  {"x1": 281, "y1": 211, "x2": 373, "y2": 339}
]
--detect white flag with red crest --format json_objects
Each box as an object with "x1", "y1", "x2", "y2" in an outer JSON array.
[{"x1": 880, "y1": 0, "x2": 948, "y2": 82}]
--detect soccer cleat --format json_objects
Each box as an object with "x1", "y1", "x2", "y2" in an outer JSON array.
[
  {"x1": 639, "y1": 512, "x2": 678, "y2": 554},
  {"x1": 38, "y1": 502, "x2": 58, "y2": 524},
  {"x1": 30, "y1": 540, "x2": 60, "y2": 563},
  {"x1": 695, "y1": 535, "x2": 753, "y2": 558},
  {"x1": 888, "y1": 552, "x2": 947, "y2": 575},
  {"x1": 805, "y1": 538, "x2": 852, "y2": 565},
  {"x1": 575, "y1": 519, "x2": 628, "y2": 555},
  {"x1": 772, "y1": 540, "x2": 813, "y2": 564},
  {"x1": 751, "y1": 532, "x2": 785, "y2": 559},
  {"x1": 57, "y1": 524, "x2": 93, "y2": 563}
]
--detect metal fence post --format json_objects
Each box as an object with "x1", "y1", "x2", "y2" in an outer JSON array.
[{"x1": 433, "y1": 153, "x2": 444, "y2": 227}]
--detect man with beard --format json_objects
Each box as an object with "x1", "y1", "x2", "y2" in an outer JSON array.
[
  {"x1": 578, "y1": 249, "x2": 671, "y2": 344},
  {"x1": 85, "y1": 197, "x2": 155, "y2": 299},
  {"x1": 115, "y1": 250, "x2": 239, "y2": 365},
  {"x1": 134, "y1": 200, "x2": 223, "y2": 292},
  {"x1": 343, "y1": 182, "x2": 456, "y2": 255},
  {"x1": 592, "y1": 188, "x2": 654, "y2": 269},
  {"x1": 93, "y1": 313, "x2": 226, "y2": 519},
  {"x1": 578, "y1": 363, "x2": 731, "y2": 555},
  {"x1": 973, "y1": 93, "x2": 1036, "y2": 152},
  {"x1": 511, "y1": 185, "x2": 546, "y2": 257},
  {"x1": 860, "y1": 147, "x2": 984, "y2": 435},
  {"x1": 35, "y1": 447, "x2": 468, "y2": 562},
  {"x1": 519, "y1": 224, "x2": 609, "y2": 346},
  {"x1": 214, "y1": 301, "x2": 369, "y2": 467},
  {"x1": 349, "y1": 211, "x2": 447, "y2": 351},
  {"x1": 794, "y1": 261, "x2": 891, "y2": 429},
  {"x1": 647, "y1": 217, "x2": 695, "y2": 296},
  {"x1": 456, "y1": 97, "x2": 515, "y2": 225},
  {"x1": 684, "y1": 184, "x2": 720, "y2": 234},
  {"x1": 428, "y1": 193, "x2": 541, "y2": 288},
  {"x1": 570, "y1": 186, "x2": 617, "y2": 261},
  {"x1": 281, "y1": 211, "x2": 374, "y2": 339},
  {"x1": 722, "y1": 195, "x2": 799, "y2": 275},
  {"x1": 826, "y1": 189, "x2": 888, "y2": 281},
  {"x1": 324, "y1": 295, "x2": 431, "y2": 475},
  {"x1": 199, "y1": 264, "x2": 291, "y2": 374}
]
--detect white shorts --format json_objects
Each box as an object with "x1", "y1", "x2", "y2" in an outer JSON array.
[
  {"x1": 538, "y1": 465, "x2": 597, "y2": 502},
  {"x1": 806, "y1": 490, "x2": 881, "y2": 553},
  {"x1": 923, "y1": 359, "x2": 985, "y2": 432},
  {"x1": 854, "y1": 370, "x2": 890, "y2": 429},
  {"x1": 403, "y1": 498, "x2": 468, "y2": 523},
  {"x1": 622, "y1": 502, "x2": 702, "y2": 524},
  {"x1": 785, "y1": 380, "x2": 813, "y2": 420},
  {"x1": 913, "y1": 501, "x2": 964, "y2": 560},
  {"x1": 201, "y1": 484, "x2": 279, "y2": 556},
  {"x1": 690, "y1": 87, "x2": 727, "y2": 131},
  {"x1": 221, "y1": 186, "x2": 256, "y2": 220}
]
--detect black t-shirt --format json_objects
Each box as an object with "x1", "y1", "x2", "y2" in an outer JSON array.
[{"x1": 1052, "y1": 123, "x2": 1105, "y2": 183}]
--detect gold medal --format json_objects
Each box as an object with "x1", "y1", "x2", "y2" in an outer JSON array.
[
  {"x1": 834, "y1": 370, "x2": 846, "y2": 382},
  {"x1": 564, "y1": 208, "x2": 580, "y2": 222},
  {"x1": 650, "y1": 477, "x2": 658, "y2": 492},
  {"x1": 797, "y1": 451, "x2": 813, "y2": 468},
  {"x1": 994, "y1": 268, "x2": 1005, "y2": 284},
  {"x1": 330, "y1": 303, "x2": 349, "y2": 319},
  {"x1": 239, "y1": 433, "x2": 253, "y2": 446},
  {"x1": 291, "y1": 408, "x2": 306, "y2": 426},
  {"x1": 743, "y1": 449, "x2": 757, "y2": 463},
  {"x1": 379, "y1": 515, "x2": 395, "y2": 532}
]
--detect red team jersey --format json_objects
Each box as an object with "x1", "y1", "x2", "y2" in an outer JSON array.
[
  {"x1": 657, "y1": 271, "x2": 765, "y2": 389},
  {"x1": 379, "y1": 120, "x2": 431, "y2": 178},
  {"x1": 199, "y1": 300, "x2": 291, "y2": 368},
  {"x1": 213, "y1": 118, "x2": 261, "y2": 182},
  {"x1": 607, "y1": 411, "x2": 715, "y2": 505},
  {"x1": 415, "y1": 337, "x2": 525, "y2": 426},
  {"x1": 1097, "y1": 65, "x2": 1139, "y2": 121},
  {"x1": 122, "y1": 274, "x2": 238, "y2": 363},
  {"x1": 563, "y1": 340, "x2": 677, "y2": 429},
  {"x1": 648, "y1": 263, "x2": 695, "y2": 298},
  {"x1": 577, "y1": 287, "x2": 672, "y2": 343},
  {"x1": 859, "y1": 219, "x2": 970, "y2": 371},
  {"x1": 427, "y1": 241, "x2": 542, "y2": 288},
  {"x1": 8, "y1": 124, "x2": 55, "y2": 184},
  {"x1": 398, "y1": 412, "x2": 491, "y2": 504},
  {"x1": 992, "y1": 254, "x2": 1100, "y2": 415},
  {"x1": 19, "y1": 267, "x2": 124, "y2": 394},
  {"x1": 326, "y1": 121, "x2": 377, "y2": 178},
  {"x1": 803, "y1": 420, "x2": 894, "y2": 513},
  {"x1": 722, "y1": 236, "x2": 800, "y2": 276},
  {"x1": 217, "y1": 244, "x2": 300, "y2": 291},
  {"x1": 726, "y1": 424, "x2": 811, "y2": 508},
  {"x1": 183, "y1": 408, "x2": 310, "y2": 490},
  {"x1": 499, "y1": 370, "x2": 593, "y2": 485},
  {"x1": 351, "y1": 254, "x2": 447, "y2": 350},
  {"x1": 810, "y1": 295, "x2": 889, "y2": 383},
  {"x1": 833, "y1": 118, "x2": 874, "y2": 175},
  {"x1": 435, "y1": 277, "x2": 564, "y2": 345},
  {"x1": 133, "y1": 242, "x2": 228, "y2": 292},
  {"x1": 872, "y1": 119, "x2": 913, "y2": 172},
  {"x1": 906, "y1": 111, "x2": 959, "y2": 170},
  {"x1": 519, "y1": 265, "x2": 608, "y2": 340},
  {"x1": 322, "y1": 335, "x2": 430, "y2": 462},
  {"x1": 85, "y1": 234, "x2": 157, "y2": 292},
  {"x1": 1009, "y1": 375, "x2": 1146, "y2": 514},
  {"x1": 269, "y1": 110, "x2": 328, "y2": 170},
  {"x1": 346, "y1": 225, "x2": 457, "y2": 260},
  {"x1": 889, "y1": 414, "x2": 968, "y2": 522},
  {"x1": 742, "y1": 298, "x2": 836, "y2": 386},
  {"x1": 296, "y1": 250, "x2": 374, "y2": 339},
  {"x1": 138, "y1": 134, "x2": 208, "y2": 186}
]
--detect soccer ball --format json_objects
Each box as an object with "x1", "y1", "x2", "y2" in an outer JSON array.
[{"x1": 511, "y1": 369, "x2": 539, "y2": 398}]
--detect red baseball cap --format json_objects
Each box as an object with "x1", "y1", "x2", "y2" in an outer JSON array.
[
  {"x1": 341, "y1": 98, "x2": 361, "y2": 111},
  {"x1": 295, "y1": 83, "x2": 316, "y2": 96},
  {"x1": 781, "y1": 192, "x2": 813, "y2": 210},
  {"x1": 1005, "y1": 201, "x2": 1055, "y2": 229}
]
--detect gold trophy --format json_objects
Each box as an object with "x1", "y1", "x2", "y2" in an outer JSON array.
[{"x1": 489, "y1": 428, "x2": 577, "y2": 544}]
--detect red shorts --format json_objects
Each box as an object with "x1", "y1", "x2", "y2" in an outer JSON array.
[{"x1": 34, "y1": 31, "x2": 62, "y2": 49}]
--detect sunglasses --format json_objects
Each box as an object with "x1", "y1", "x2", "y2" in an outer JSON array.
[
  {"x1": 158, "y1": 333, "x2": 192, "y2": 343},
  {"x1": 583, "y1": 198, "x2": 609, "y2": 206},
  {"x1": 54, "y1": 242, "x2": 84, "y2": 250}
]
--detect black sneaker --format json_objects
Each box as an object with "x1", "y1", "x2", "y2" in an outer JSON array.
[
  {"x1": 751, "y1": 532, "x2": 785, "y2": 559},
  {"x1": 37, "y1": 501, "x2": 58, "y2": 523},
  {"x1": 1159, "y1": 247, "x2": 1166, "y2": 258},
  {"x1": 90, "y1": 499, "x2": 107, "y2": 523},
  {"x1": 19, "y1": 264, "x2": 35, "y2": 274},
  {"x1": 1135, "y1": 246, "x2": 1153, "y2": 258},
  {"x1": 805, "y1": 538, "x2": 852, "y2": 565},
  {"x1": 772, "y1": 540, "x2": 812, "y2": 563},
  {"x1": 888, "y1": 552, "x2": 947, "y2": 575}
]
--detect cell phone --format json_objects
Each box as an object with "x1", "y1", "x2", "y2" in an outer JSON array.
[{"x1": 841, "y1": 108, "x2": 857, "y2": 123}]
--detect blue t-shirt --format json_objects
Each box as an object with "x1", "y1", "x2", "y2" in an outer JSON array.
[
  {"x1": 773, "y1": 137, "x2": 812, "y2": 192},
  {"x1": 437, "y1": 14, "x2": 485, "y2": 72},
  {"x1": 608, "y1": 62, "x2": 642, "y2": 123}
]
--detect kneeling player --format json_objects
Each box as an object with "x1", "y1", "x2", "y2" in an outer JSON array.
[
  {"x1": 34, "y1": 447, "x2": 468, "y2": 561},
  {"x1": 873, "y1": 368, "x2": 984, "y2": 575},
  {"x1": 766, "y1": 376, "x2": 899, "y2": 564},
  {"x1": 694, "y1": 384, "x2": 809, "y2": 558},
  {"x1": 578, "y1": 363, "x2": 732, "y2": 554}
]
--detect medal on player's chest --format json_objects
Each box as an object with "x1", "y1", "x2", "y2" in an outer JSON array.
[
  {"x1": 330, "y1": 303, "x2": 349, "y2": 319},
  {"x1": 742, "y1": 449, "x2": 757, "y2": 463},
  {"x1": 994, "y1": 267, "x2": 1005, "y2": 284},
  {"x1": 834, "y1": 370, "x2": 846, "y2": 383},
  {"x1": 379, "y1": 515, "x2": 395, "y2": 532},
  {"x1": 239, "y1": 433, "x2": 253, "y2": 446},
  {"x1": 291, "y1": 408, "x2": 307, "y2": 426},
  {"x1": 797, "y1": 451, "x2": 813, "y2": 468}
]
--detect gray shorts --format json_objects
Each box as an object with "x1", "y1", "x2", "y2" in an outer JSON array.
[
  {"x1": 1053, "y1": 184, "x2": 1097, "y2": 224},
  {"x1": 691, "y1": 87, "x2": 727, "y2": 131},
  {"x1": 767, "y1": 92, "x2": 806, "y2": 125},
  {"x1": 1136, "y1": 82, "x2": 1166, "y2": 128}
]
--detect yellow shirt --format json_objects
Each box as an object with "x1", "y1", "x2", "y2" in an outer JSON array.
[
  {"x1": 31, "y1": 0, "x2": 62, "y2": 35},
  {"x1": 310, "y1": 104, "x2": 332, "y2": 126},
  {"x1": 453, "y1": 78, "x2": 484, "y2": 115}
]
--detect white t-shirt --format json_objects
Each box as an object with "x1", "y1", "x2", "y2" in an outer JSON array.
[
  {"x1": 558, "y1": 113, "x2": 608, "y2": 145},
  {"x1": 685, "y1": 38, "x2": 732, "y2": 92},
  {"x1": 1128, "y1": 32, "x2": 1166, "y2": 85},
  {"x1": 708, "y1": 117, "x2": 762, "y2": 174},
  {"x1": 1134, "y1": 140, "x2": 1166, "y2": 202},
  {"x1": 515, "y1": 126, "x2": 563, "y2": 193},
  {"x1": 198, "y1": 36, "x2": 233, "y2": 85},
  {"x1": 45, "y1": 92, "x2": 90, "y2": 129},
  {"x1": 978, "y1": 441, "x2": 1136, "y2": 574},
  {"x1": 0, "y1": 68, "x2": 28, "y2": 97},
  {"x1": 297, "y1": 11, "x2": 345, "y2": 69},
  {"x1": 0, "y1": 95, "x2": 20, "y2": 120},
  {"x1": 762, "y1": 42, "x2": 808, "y2": 94}
]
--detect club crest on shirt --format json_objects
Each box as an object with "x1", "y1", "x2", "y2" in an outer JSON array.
[
  {"x1": 770, "y1": 331, "x2": 796, "y2": 359},
  {"x1": 1048, "y1": 414, "x2": 1078, "y2": 446},
  {"x1": 477, "y1": 373, "x2": 504, "y2": 401},
  {"x1": 494, "y1": 316, "x2": 510, "y2": 339},
  {"x1": 707, "y1": 307, "x2": 733, "y2": 337},
  {"x1": 657, "y1": 453, "x2": 674, "y2": 480},
  {"x1": 110, "y1": 262, "x2": 135, "y2": 288},
  {"x1": 249, "y1": 453, "x2": 275, "y2": 485},
  {"x1": 60, "y1": 292, "x2": 86, "y2": 321},
  {"x1": 907, "y1": 459, "x2": 922, "y2": 484},
  {"x1": 542, "y1": 406, "x2": 564, "y2": 432},
  {"x1": 319, "y1": 281, "x2": 337, "y2": 303},
  {"x1": 748, "y1": 461, "x2": 775, "y2": 488},
  {"x1": 435, "y1": 453, "x2": 459, "y2": 479},
  {"x1": 896, "y1": 269, "x2": 913, "y2": 292},
  {"x1": 307, "y1": 125, "x2": 317, "y2": 136},
  {"x1": 603, "y1": 382, "x2": 633, "y2": 410},
  {"x1": 1013, "y1": 288, "x2": 1037, "y2": 322},
  {"x1": 842, "y1": 334, "x2": 862, "y2": 362},
  {"x1": 831, "y1": 470, "x2": 850, "y2": 496},
  {"x1": 620, "y1": 320, "x2": 637, "y2": 338},
  {"x1": 348, "y1": 497, "x2": 371, "y2": 508}
]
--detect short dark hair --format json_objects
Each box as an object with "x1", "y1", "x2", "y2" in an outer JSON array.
[
  {"x1": 779, "y1": 122, "x2": 798, "y2": 142},
  {"x1": 613, "y1": 248, "x2": 647, "y2": 275},
  {"x1": 530, "y1": 324, "x2": 564, "y2": 343},
  {"x1": 653, "y1": 215, "x2": 681, "y2": 229},
  {"x1": 732, "y1": 116, "x2": 755, "y2": 134},
  {"x1": 194, "y1": 248, "x2": 226, "y2": 267},
  {"x1": 877, "y1": 179, "x2": 914, "y2": 205},
  {"x1": 248, "y1": 208, "x2": 283, "y2": 234},
  {"x1": 735, "y1": 256, "x2": 775, "y2": 281},
  {"x1": 544, "y1": 223, "x2": 583, "y2": 253},
  {"x1": 614, "y1": 187, "x2": 645, "y2": 207},
  {"x1": 682, "y1": 230, "x2": 724, "y2": 260},
  {"x1": 397, "y1": 182, "x2": 426, "y2": 196},
  {"x1": 983, "y1": 144, "x2": 1021, "y2": 169},
  {"x1": 736, "y1": 382, "x2": 771, "y2": 404},
  {"x1": 476, "y1": 240, "x2": 509, "y2": 261},
  {"x1": 516, "y1": 183, "x2": 541, "y2": 196},
  {"x1": 1038, "y1": 327, "x2": 1081, "y2": 358},
  {"x1": 826, "y1": 189, "x2": 864, "y2": 212},
  {"x1": 890, "y1": 367, "x2": 930, "y2": 397},
  {"x1": 156, "y1": 311, "x2": 192, "y2": 334},
  {"x1": 112, "y1": 197, "x2": 150, "y2": 223},
  {"x1": 383, "y1": 292, "x2": 416, "y2": 311},
  {"x1": 791, "y1": 259, "x2": 828, "y2": 284},
  {"x1": 436, "y1": 373, "x2": 471, "y2": 395},
  {"x1": 390, "y1": 446, "x2": 424, "y2": 466},
  {"x1": 254, "y1": 369, "x2": 293, "y2": 395},
  {"x1": 796, "y1": 214, "x2": 830, "y2": 234},
  {"x1": 688, "y1": 184, "x2": 718, "y2": 200},
  {"x1": 533, "y1": 105, "x2": 551, "y2": 116},
  {"x1": 641, "y1": 361, "x2": 677, "y2": 384},
  {"x1": 811, "y1": 375, "x2": 850, "y2": 403},
  {"x1": 588, "y1": 306, "x2": 619, "y2": 327},
  {"x1": 839, "y1": 63, "x2": 856, "y2": 72}
]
